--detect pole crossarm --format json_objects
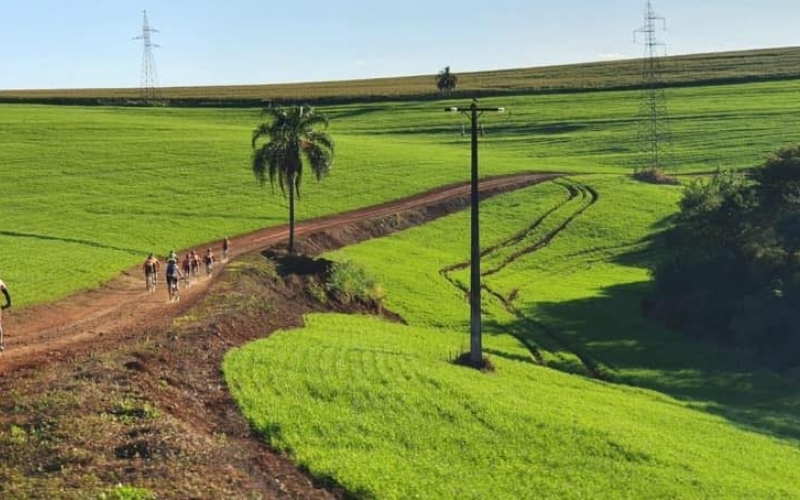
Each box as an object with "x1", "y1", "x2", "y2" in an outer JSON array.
[{"x1": 445, "y1": 106, "x2": 506, "y2": 114}]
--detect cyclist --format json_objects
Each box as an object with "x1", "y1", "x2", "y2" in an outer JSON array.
[
  {"x1": 0, "y1": 276, "x2": 11, "y2": 353},
  {"x1": 165, "y1": 255, "x2": 184, "y2": 302},
  {"x1": 203, "y1": 248, "x2": 215, "y2": 277},
  {"x1": 182, "y1": 253, "x2": 193, "y2": 286},
  {"x1": 222, "y1": 237, "x2": 232, "y2": 262},
  {"x1": 190, "y1": 249, "x2": 201, "y2": 279},
  {"x1": 142, "y1": 253, "x2": 160, "y2": 293}
]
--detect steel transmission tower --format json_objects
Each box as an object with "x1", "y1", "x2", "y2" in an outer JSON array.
[
  {"x1": 134, "y1": 10, "x2": 160, "y2": 103},
  {"x1": 633, "y1": 0, "x2": 670, "y2": 171}
]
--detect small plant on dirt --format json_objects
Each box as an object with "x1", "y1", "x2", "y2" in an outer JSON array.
[
  {"x1": 109, "y1": 398, "x2": 159, "y2": 421},
  {"x1": 306, "y1": 277, "x2": 329, "y2": 305},
  {"x1": 326, "y1": 260, "x2": 383, "y2": 305},
  {"x1": 99, "y1": 484, "x2": 156, "y2": 500},
  {"x1": 239, "y1": 294, "x2": 274, "y2": 316},
  {"x1": 5, "y1": 424, "x2": 29, "y2": 446}
]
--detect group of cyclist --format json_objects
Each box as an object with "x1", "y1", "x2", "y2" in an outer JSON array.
[
  {"x1": 143, "y1": 237, "x2": 232, "y2": 302},
  {"x1": 0, "y1": 238, "x2": 231, "y2": 355}
]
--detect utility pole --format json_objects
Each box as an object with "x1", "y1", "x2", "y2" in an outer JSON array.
[
  {"x1": 633, "y1": 0, "x2": 670, "y2": 171},
  {"x1": 446, "y1": 100, "x2": 505, "y2": 367},
  {"x1": 133, "y1": 10, "x2": 160, "y2": 104}
]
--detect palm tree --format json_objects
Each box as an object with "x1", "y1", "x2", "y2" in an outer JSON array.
[
  {"x1": 436, "y1": 66, "x2": 458, "y2": 93},
  {"x1": 251, "y1": 105, "x2": 334, "y2": 254}
]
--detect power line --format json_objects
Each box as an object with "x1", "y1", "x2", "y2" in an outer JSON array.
[
  {"x1": 633, "y1": 0, "x2": 671, "y2": 171},
  {"x1": 133, "y1": 10, "x2": 160, "y2": 104}
]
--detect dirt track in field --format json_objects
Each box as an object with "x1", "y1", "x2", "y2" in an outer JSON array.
[
  {"x1": 0, "y1": 172, "x2": 558, "y2": 376},
  {"x1": 0, "y1": 172, "x2": 562, "y2": 499},
  {"x1": 438, "y1": 179, "x2": 608, "y2": 377}
]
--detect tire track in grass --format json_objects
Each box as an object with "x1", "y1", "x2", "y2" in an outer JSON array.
[
  {"x1": 439, "y1": 180, "x2": 580, "y2": 279},
  {"x1": 439, "y1": 180, "x2": 581, "y2": 367},
  {"x1": 439, "y1": 179, "x2": 612, "y2": 379}
]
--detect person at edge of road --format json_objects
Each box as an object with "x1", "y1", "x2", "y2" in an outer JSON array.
[
  {"x1": 223, "y1": 237, "x2": 232, "y2": 262},
  {"x1": 0, "y1": 277, "x2": 12, "y2": 352},
  {"x1": 165, "y1": 256, "x2": 184, "y2": 297},
  {"x1": 204, "y1": 248, "x2": 215, "y2": 277},
  {"x1": 143, "y1": 253, "x2": 160, "y2": 287}
]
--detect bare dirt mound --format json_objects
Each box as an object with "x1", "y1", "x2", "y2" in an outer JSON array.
[{"x1": 0, "y1": 173, "x2": 557, "y2": 498}]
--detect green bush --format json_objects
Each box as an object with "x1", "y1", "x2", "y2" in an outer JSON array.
[
  {"x1": 651, "y1": 147, "x2": 800, "y2": 369},
  {"x1": 326, "y1": 260, "x2": 382, "y2": 305},
  {"x1": 306, "y1": 277, "x2": 329, "y2": 304}
]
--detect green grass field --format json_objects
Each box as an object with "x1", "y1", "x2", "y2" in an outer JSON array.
[
  {"x1": 2, "y1": 78, "x2": 800, "y2": 306},
  {"x1": 3, "y1": 51, "x2": 800, "y2": 497},
  {"x1": 225, "y1": 314, "x2": 800, "y2": 499},
  {"x1": 225, "y1": 176, "x2": 800, "y2": 498}
]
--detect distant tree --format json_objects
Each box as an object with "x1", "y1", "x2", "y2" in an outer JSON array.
[
  {"x1": 751, "y1": 144, "x2": 800, "y2": 216},
  {"x1": 650, "y1": 145, "x2": 800, "y2": 369},
  {"x1": 436, "y1": 66, "x2": 458, "y2": 93},
  {"x1": 251, "y1": 105, "x2": 334, "y2": 254}
]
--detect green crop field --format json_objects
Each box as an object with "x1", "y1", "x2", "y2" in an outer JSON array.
[
  {"x1": 2, "y1": 77, "x2": 800, "y2": 306},
  {"x1": 1, "y1": 46, "x2": 798, "y2": 104},
  {"x1": 224, "y1": 179, "x2": 800, "y2": 498},
  {"x1": 3, "y1": 49, "x2": 800, "y2": 497}
]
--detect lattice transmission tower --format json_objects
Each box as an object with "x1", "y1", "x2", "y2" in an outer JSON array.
[
  {"x1": 633, "y1": 0, "x2": 670, "y2": 172},
  {"x1": 133, "y1": 10, "x2": 160, "y2": 103}
]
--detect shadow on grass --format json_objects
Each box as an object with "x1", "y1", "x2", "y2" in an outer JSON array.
[
  {"x1": 521, "y1": 280, "x2": 800, "y2": 443},
  {"x1": 0, "y1": 230, "x2": 142, "y2": 255},
  {"x1": 483, "y1": 347, "x2": 537, "y2": 366},
  {"x1": 368, "y1": 122, "x2": 588, "y2": 138}
]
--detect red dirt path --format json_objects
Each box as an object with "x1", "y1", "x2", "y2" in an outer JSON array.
[
  {"x1": 0, "y1": 172, "x2": 558, "y2": 498},
  {"x1": 1, "y1": 172, "x2": 555, "y2": 376}
]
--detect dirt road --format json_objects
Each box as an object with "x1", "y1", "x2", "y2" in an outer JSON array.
[{"x1": 0, "y1": 172, "x2": 557, "y2": 375}]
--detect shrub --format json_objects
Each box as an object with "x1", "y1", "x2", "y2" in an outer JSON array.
[
  {"x1": 306, "y1": 277, "x2": 329, "y2": 304},
  {"x1": 326, "y1": 260, "x2": 382, "y2": 305}
]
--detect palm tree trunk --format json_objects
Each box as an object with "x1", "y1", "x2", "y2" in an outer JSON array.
[{"x1": 288, "y1": 173, "x2": 296, "y2": 254}]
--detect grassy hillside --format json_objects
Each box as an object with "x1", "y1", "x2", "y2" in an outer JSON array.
[
  {"x1": 225, "y1": 315, "x2": 800, "y2": 499},
  {"x1": 0, "y1": 46, "x2": 798, "y2": 104},
  {"x1": 2, "y1": 77, "x2": 800, "y2": 306},
  {"x1": 224, "y1": 177, "x2": 800, "y2": 498},
  {"x1": 1, "y1": 47, "x2": 798, "y2": 498}
]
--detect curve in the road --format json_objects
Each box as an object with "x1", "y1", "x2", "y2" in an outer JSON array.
[{"x1": 0, "y1": 172, "x2": 558, "y2": 375}]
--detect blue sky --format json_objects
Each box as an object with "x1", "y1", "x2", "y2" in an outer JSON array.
[{"x1": 0, "y1": 0, "x2": 796, "y2": 90}]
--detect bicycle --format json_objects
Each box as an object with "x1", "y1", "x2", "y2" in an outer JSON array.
[
  {"x1": 0, "y1": 306, "x2": 7, "y2": 355},
  {"x1": 145, "y1": 272, "x2": 157, "y2": 294},
  {"x1": 168, "y1": 279, "x2": 181, "y2": 302},
  {"x1": 181, "y1": 274, "x2": 193, "y2": 289}
]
